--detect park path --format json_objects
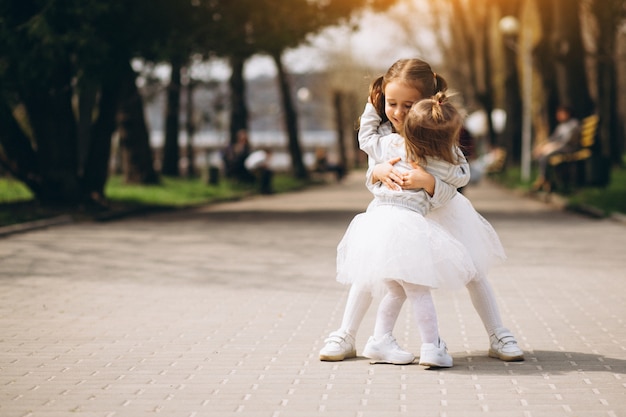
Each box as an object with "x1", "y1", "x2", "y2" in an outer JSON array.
[{"x1": 1, "y1": 171, "x2": 625, "y2": 417}]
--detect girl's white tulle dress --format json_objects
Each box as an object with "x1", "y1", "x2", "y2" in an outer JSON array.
[
  {"x1": 426, "y1": 193, "x2": 506, "y2": 280},
  {"x1": 336, "y1": 201, "x2": 477, "y2": 293},
  {"x1": 339, "y1": 103, "x2": 506, "y2": 293}
]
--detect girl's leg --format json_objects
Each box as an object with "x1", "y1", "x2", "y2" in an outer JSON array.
[
  {"x1": 340, "y1": 284, "x2": 373, "y2": 337},
  {"x1": 466, "y1": 278, "x2": 524, "y2": 361},
  {"x1": 372, "y1": 281, "x2": 406, "y2": 338},
  {"x1": 362, "y1": 280, "x2": 414, "y2": 365},
  {"x1": 402, "y1": 283, "x2": 439, "y2": 344},
  {"x1": 320, "y1": 285, "x2": 371, "y2": 361},
  {"x1": 466, "y1": 278, "x2": 502, "y2": 335},
  {"x1": 403, "y1": 282, "x2": 453, "y2": 368}
]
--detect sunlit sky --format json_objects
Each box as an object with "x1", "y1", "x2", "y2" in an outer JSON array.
[
  {"x1": 245, "y1": 9, "x2": 430, "y2": 78},
  {"x1": 180, "y1": 2, "x2": 440, "y2": 81}
]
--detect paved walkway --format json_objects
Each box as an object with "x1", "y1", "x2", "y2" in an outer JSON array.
[{"x1": 1, "y1": 171, "x2": 625, "y2": 417}]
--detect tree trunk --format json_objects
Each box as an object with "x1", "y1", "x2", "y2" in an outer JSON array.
[
  {"x1": 590, "y1": 54, "x2": 615, "y2": 185},
  {"x1": 20, "y1": 62, "x2": 82, "y2": 204},
  {"x1": 117, "y1": 61, "x2": 159, "y2": 185},
  {"x1": 497, "y1": 0, "x2": 523, "y2": 163},
  {"x1": 228, "y1": 55, "x2": 249, "y2": 145},
  {"x1": 83, "y1": 60, "x2": 125, "y2": 200},
  {"x1": 501, "y1": 41, "x2": 523, "y2": 161},
  {"x1": 272, "y1": 51, "x2": 307, "y2": 179},
  {"x1": 552, "y1": 0, "x2": 594, "y2": 117},
  {"x1": 333, "y1": 91, "x2": 348, "y2": 171},
  {"x1": 442, "y1": 0, "x2": 475, "y2": 102},
  {"x1": 77, "y1": 83, "x2": 98, "y2": 179},
  {"x1": 185, "y1": 77, "x2": 197, "y2": 178},
  {"x1": 589, "y1": 0, "x2": 621, "y2": 184},
  {"x1": 0, "y1": 102, "x2": 40, "y2": 190},
  {"x1": 534, "y1": 2, "x2": 560, "y2": 131},
  {"x1": 161, "y1": 59, "x2": 183, "y2": 176},
  {"x1": 479, "y1": 18, "x2": 497, "y2": 148}
]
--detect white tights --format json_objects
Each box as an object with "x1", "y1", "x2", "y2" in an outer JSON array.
[
  {"x1": 466, "y1": 278, "x2": 503, "y2": 333},
  {"x1": 338, "y1": 277, "x2": 503, "y2": 339},
  {"x1": 373, "y1": 280, "x2": 439, "y2": 344}
]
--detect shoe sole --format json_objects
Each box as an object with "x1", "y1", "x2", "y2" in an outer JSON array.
[
  {"x1": 418, "y1": 360, "x2": 453, "y2": 368},
  {"x1": 488, "y1": 349, "x2": 525, "y2": 362},
  {"x1": 367, "y1": 357, "x2": 415, "y2": 365},
  {"x1": 362, "y1": 348, "x2": 414, "y2": 365},
  {"x1": 319, "y1": 349, "x2": 357, "y2": 362}
]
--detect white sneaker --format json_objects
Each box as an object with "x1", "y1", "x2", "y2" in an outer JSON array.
[
  {"x1": 419, "y1": 339, "x2": 453, "y2": 368},
  {"x1": 362, "y1": 333, "x2": 415, "y2": 365},
  {"x1": 319, "y1": 331, "x2": 356, "y2": 361},
  {"x1": 489, "y1": 327, "x2": 524, "y2": 361}
]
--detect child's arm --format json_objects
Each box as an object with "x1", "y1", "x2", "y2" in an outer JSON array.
[
  {"x1": 358, "y1": 103, "x2": 388, "y2": 163},
  {"x1": 369, "y1": 147, "x2": 470, "y2": 208},
  {"x1": 366, "y1": 157, "x2": 402, "y2": 190},
  {"x1": 419, "y1": 148, "x2": 470, "y2": 208}
]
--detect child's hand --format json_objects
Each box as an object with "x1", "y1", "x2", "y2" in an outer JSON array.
[
  {"x1": 373, "y1": 157, "x2": 402, "y2": 191},
  {"x1": 401, "y1": 161, "x2": 435, "y2": 195}
]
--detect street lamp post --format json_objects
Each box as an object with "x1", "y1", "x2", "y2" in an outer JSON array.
[{"x1": 499, "y1": 16, "x2": 533, "y2": 183}]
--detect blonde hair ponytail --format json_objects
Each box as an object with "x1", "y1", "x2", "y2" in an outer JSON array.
[{"x1": 403, "y1": 92, "x2": 463, "y2": 164}]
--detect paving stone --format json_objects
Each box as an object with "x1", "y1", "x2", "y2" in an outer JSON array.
[{"x1": 0, "y1": 172, "x2": 624, "y2": 417}]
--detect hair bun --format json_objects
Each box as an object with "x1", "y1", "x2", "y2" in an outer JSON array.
[{"x1": 434, "y1": 91, "x2": 446, "y2": 104}]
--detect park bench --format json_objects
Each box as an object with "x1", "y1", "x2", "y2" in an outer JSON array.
[
  {"x1": 311, "y1": 147, "x2": 345, "y2": 182},
  {"x1": 547, "y1": 113, "x2": 599, "y2": 192}
]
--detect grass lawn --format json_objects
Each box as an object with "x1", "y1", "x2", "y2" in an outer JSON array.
[
  {"x1": 1, "y1": 160, "x2": 624, "y2": 229},
  {"x1": 0, "y1": 173, "x2": 312, "y2": 228},
  {"x1": 489, "y1": 156, "x2": 626, "y2": 217}
]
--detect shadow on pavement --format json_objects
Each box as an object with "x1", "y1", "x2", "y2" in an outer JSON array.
[{"x1": 445, "y1": 350, "x2": 626, "y2": 375}]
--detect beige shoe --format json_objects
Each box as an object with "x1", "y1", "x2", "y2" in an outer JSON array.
[
  {"x1": 489, "y1": 328, "x2": 524, "y2": 361},
  {"x1": 319, "y1": 331, "x2": 356, "y2": 361}
]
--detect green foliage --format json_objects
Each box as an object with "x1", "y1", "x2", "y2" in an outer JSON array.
[
  {"x1": 0, "y1": 177, "x2": 34, "y2": 203},
  {"x1": 104, "y1": 174, "x2": 309, "y2": 206},
  {"x1": 489, "y1": 158, "x2": 626, "y2": 217},
  {"x1": 0, "y1": 173, "x2": 311, "y2": 227},
  {"x1": 104, "y1": 175, "x2": 249, "y2": 207},
  {"x1": 566, "y1": 161, "x2": 626, "y2": 216}
]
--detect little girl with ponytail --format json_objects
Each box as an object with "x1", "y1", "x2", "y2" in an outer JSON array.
[
  {"x1": 322, "y1": 58, "x2": 522, "y2": 367},
  {"x1": 334, "y1": 90, "x2": 479, "y2": 368}
]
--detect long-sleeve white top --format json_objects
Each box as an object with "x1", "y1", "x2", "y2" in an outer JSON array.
[{"x1": 358, "y1": 103, "x2": 470, "y2": 215}]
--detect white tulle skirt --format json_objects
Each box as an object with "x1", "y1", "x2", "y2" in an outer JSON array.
[
  {"x1": 336, "y1": 204, "x2": 476, "y2": 294},
  {"x1": 426, "y1": 193, "x2": 506, "y2": 280}
]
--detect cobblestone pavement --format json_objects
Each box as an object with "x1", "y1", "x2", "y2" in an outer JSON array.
[{"x1": 1, "y1": 172, "x2": 625, "y2": 417}]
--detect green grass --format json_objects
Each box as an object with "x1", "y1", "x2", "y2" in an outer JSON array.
[
  {"x1": 104, "y1": 175, "x2": 248, "y2": 207},
  {"x1": 0, "y1": 177, "x2": 34, "y2": 203},
  {"x1": 0, "y1": 173, "x2": 311, "y2": 228},
  {"x1": 567, "y1": 164, "x2": 626, "y2": 215},
  {"x1": 2, "y1": 159, "x2": 624, "y2": 229},
  {"x1": 104, "y1": 174, "x2": 309, "y2": 206},
  {"x1": 489, "y1": 156, "x2": 626, "y2": 217}
]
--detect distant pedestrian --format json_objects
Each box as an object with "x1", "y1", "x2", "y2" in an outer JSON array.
[
  {"x1": 245, "y1": 148, "x2": 274, "y2": 195},
  {"x1": 222, "y1": 129, "x2": 255, "y2": 183}
]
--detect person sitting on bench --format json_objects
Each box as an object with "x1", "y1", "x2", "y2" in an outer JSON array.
[{"x1": 532, "y1": 106, "x2": 580, "y2": 192}]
